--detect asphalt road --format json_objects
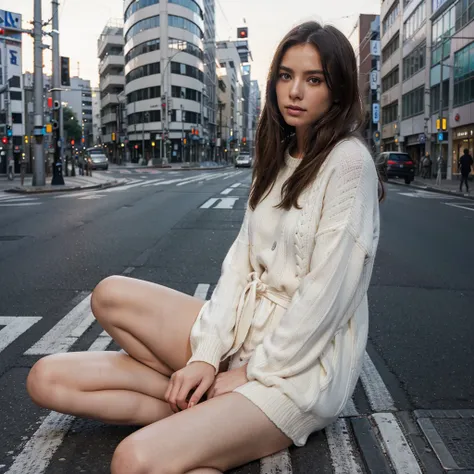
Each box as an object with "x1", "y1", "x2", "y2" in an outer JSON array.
[{"x1": 0, "y1": 169, "x2": 473, "y2": 474}]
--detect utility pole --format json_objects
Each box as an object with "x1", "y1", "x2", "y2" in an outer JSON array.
[
  {"x1": 51, "y1": 0, "x2": 64, "y2": 184},
  {"x1": 180, "y1": 104, "x2": 184, "y2": 163},
  {"x1": 32, "y1": 0, "x2": 46, "y2": 186}
]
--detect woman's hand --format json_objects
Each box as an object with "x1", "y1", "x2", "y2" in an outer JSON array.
[
  {"x1": 207, "y1": 364, "x2": 248, "y2": 400},
  {"x1": 165, "y1": 361, "x2": 215, "y2": 412}
]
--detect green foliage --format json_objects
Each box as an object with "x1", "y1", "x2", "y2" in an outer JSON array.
[{"x1": 63, "y1": 106, "x2": 82, "y2": 141}]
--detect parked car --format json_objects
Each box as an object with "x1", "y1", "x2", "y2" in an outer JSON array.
[
  {"x1": 235, "y1": 153, "x2": 252, "y2": 168},
  {"x1": 86, "y1": 148, "x2": 109, "y2": 170},
  {"x1": 375, "y1": 152, "x2": 415, "y2": 184}
]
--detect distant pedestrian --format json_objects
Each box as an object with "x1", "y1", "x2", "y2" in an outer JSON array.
[
  {"x1": 459, "y1": 148, "x2": 473, "y2": 193},
  {"x1": 27, "y1": 21, "x2": 383, "y2": 473},
  {"x1": 422, "y1": 153, "x2": 431, "y2": 179}
]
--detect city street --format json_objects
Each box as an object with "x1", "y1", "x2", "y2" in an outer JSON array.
[{"x1": 0, "y1": 169, "x2": 473, "y2": 473}]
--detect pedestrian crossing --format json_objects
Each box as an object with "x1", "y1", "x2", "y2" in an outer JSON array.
[
  {"x1": 0, "y1": 282, "x2": 435, "y2": 474},
  {"x1": 0, "y1": 194, "x2": 41, "y2": 207}
]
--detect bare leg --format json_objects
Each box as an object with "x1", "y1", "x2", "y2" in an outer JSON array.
[{"x1": 27, "y1": 276, "x2": 206, "y2": 425}]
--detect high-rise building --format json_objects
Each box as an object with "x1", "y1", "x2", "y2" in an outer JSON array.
[
  {"x1": 92, "y1": 90, "x2": 101, "y2": 146},
  {"x1": 0, "y1": 9, "x2": 24, "y2": 174},
  {"x1": 123, "y1": 0, "x2": 206, "y2": 164},
  {"x1": 380, "y1": 0, "x2": 474, "y2": 179},
  {"x1": 98, "y1": 20, "x2": 125, "y2": 160}
]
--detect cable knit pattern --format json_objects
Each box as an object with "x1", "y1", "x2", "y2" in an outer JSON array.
[{"x1": 188, "y1": 137, "x2": 380, "y2": 446}]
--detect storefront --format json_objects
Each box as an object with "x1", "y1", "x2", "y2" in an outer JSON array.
[
  {"x1": 404, "y1": 133, "x2": 426, "y2": 170},
  {"x1": 452, "y1": 125, "x2": 474, "y2": 176}
]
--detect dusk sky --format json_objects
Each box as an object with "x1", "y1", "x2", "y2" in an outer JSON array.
[{"x1": 17, "y1": 0, "x2": 381, "y2": 93}]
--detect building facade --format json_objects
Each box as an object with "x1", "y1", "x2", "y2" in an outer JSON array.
[
  {"x1": 380, "y1": 0, "x2": 474, "y2": 178},
  {"x1": 123, "y1": 0, "x2": 206, "y2": 164},
  {"x1": 98, "y1": 20, "x2": 125, "y2": 161},
  {"x1": 0, "y1": 9, "x2": 24, "y2": 174}
]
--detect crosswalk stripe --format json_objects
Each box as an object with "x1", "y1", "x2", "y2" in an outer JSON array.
[
  {"x1": 0, "y1": 203, "x2": 42, "y2": 207},
  {"x1": 326, "y1": 419, "x2": 364, "y2": 473},
  {"x1": 260, "y1": 449, "x2": 292, "y2": 474},
  {"x1": 0, "y1": 317, "x2": 42, "y2": 354},
  {"x1": 372, "y1": 413, "x2": 422, "y2": 474}
]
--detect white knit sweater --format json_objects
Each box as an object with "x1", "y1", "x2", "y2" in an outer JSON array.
[{"x1": 188, "y1": 137, "x2": 380, "y2": 446}]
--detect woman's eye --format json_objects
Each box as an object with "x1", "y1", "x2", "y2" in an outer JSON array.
[
  {"x1": 309, "y1": 77, "x2": 322, "y2": 84},
  {"x1": 279, "y1": 72, "x2": 290, "y2": 80}
]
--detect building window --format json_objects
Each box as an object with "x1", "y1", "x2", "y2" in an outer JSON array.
[
  {"x1": 382, "y1": 66, "x2": 400, "y2": 92},
  {"x1": 431, "y1": 4, "x2": 455, "y2": 65},
  {"x1": 382, "y1": 32, "x2": 399, "y2": 63},
  {"x1": 124, "y1": 0, "x2": 159, "y2": 22},
  {"x1": 10, "y1": 91, "x2": 22, "y2": 101},
  {"x1": 12, "y1": 112, "x2": 22, "y2": 124},
  {"x1": 402, "y1": 86, "x2": 424, "y2": 118},
  {"x1": 128, "y1": 110, "x2": 161, "y2": 124},
  {"x1": 171, "y1": 85, "x2": 202, "y2": 102},
  {"x1": 125, "y1": 15, "x2": 160, "y2": 43},
  {"x1": 125, "y1": 39, "x2": 160, "y2": 63},
  {"x1": 168, "y1": 38, "x2": 203, "y2": 60},
  {"x1": 382, "y1": 1, "x2": 400, "y2": 35},
  {"x1": 403, "y1": 1, "x2": 426, "y2": 41},
  {"x1": 168, "y1": 0, "x2": 203, "y2": 18},
  {"x1": 453, "y1": 41, "x2": 474, "y2": 107},
  {"x1": 382, "y1": 101, "x2": 398, "y2": 124},
  {"x1": 126, "y1": 62, "x2": 161, "y2": 83},
  {"x1": 168, "y1": 15, "x2": 203, "y2": 39},
  {"x1": 430, "y1": 80, "x2": 449, "y2": 113},
  {"x1": 402, "y1": 41, "x2": 426, "y2": 80},
  {"x1": 170, "y1": 61, "x2": 204, "y2": 82},
  {"x1": 127, "y1": 86, "x2": 161, "y2": 104},
  {"x1": 455, "y1": 0, "x2": 474, "y2": 32}
]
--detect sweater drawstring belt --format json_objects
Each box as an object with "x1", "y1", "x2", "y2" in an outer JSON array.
[{"x1": 224, "y1": 271, "x2": 292, "y2": 359}]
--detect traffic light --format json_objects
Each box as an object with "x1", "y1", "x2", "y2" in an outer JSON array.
[
  {"x1": 24, "y1": 135, "x2": 29, "y2": 144},
  {"x1": 6, "y1": 125, "x2": 12, "y2": 137},
  {"x1": 1, "y1": 136, "x2": 7, "y2": 145},
  {"x1": 237, "y1": 27, "x2": 248, "y2": 39},
  {"x1": 183, "y1": 138, "x2": 187, "y2": 145},
  {"x1": 60, "y1": 56, "x2": 70, "y2": 87},
  {"x1": 71, "y1": 139, "x2": 75, "y2": 146},
  {"x1": 442, "y1": 118, "x2": 447, "y2": 130},
  {"x1": 112, "y1": 132, "x2": 116, "y2": 142}
]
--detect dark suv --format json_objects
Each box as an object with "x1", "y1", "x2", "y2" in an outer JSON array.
[{"x1": 375, "y1": 152, "x2": 415, "y2": 184}]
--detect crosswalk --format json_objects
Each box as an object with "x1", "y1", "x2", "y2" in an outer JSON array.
[
  {"x1": 0, "y1": 194, "x2": 41, "y2": 207},
  {"x1": 0, "y1": 281, "x2": 437, "y2": 474}
]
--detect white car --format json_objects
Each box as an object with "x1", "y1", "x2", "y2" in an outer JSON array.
[
  {"x1": 235, "y1": 153, "x2": 252, "y2": 168},
  {"x1": 86, "y1": 148, "x2": 109, "y2": 170}
]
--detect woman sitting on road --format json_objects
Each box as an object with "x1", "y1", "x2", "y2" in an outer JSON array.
[{"x1": 27, "y1": 21, "x2": 382, "y2": 474}]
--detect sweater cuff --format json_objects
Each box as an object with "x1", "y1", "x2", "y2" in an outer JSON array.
[{"x1": 187, "y1": 335, "x2": 224, "y2": 374}]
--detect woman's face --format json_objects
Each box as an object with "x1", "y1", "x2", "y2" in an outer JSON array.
[{"x1": 276, "y1": 43, "x2": 332, "y2": 131}]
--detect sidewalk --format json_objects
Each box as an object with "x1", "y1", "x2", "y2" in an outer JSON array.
[
  {"x1": 388, "y1": 176, "x2": 474, "y2": 201},
  {"x1": 0, "y1": 173, "x2": 126, "y2": 195}
]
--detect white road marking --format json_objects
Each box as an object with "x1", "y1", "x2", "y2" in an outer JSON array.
[
  {"x1": 0, "y1": 202, "x2": 42, "y2": 207},
  {"x1": 444, "y1": 202, "x2": 474, "y2": 212},
  {"x1": 326, "y1": 418, "x2": 364, "y2": 473},
  {"x1": 55, "y1": 191, "x2": 96, "y2": 199},
  {"x1": 260, "y1": 449, "x2": 292, "y2": 474},
  {"x1": 0, "y1": 317, "x2": 42, "y2": 354},
  {"x1": 25, "y1": 295, "x2": 93, "y2": 355},
  {"x1": 200, "y1": 198, "x2": 219, "y2": 209},
  {"x1": 360, "y1": 351, "x2": 396, "y2": 412},
  {"x1": 176, "y1": 173, "x2": 222, "y2": 186},
  {"x1": 372, "y1": 413, "x2": 422, "y2": 474},
  {"x1": 78, "y1": 194, "x2": 105, "y2": 200},
  {"x1": 194, "y1": 284, "x2": 210, "y2": 300},
  {"x1": 231, "y1": 183, "x2": 242, "y2": 188},
  {"x1": 398, "y1": 190, "x2": 455, "y2": 199},
  {"x1": 221, "y1": 188, "x2": 234, "y2": 195},
  {"x1": 0, "y1": 195, "x2": 38, "y2": 202},
  {"x1": 223, "y1": 171, "x2": 243, "y2": 179},
  {"x1": 340, "y1": 398, "x2": 359, "y2": 417},
  {"x1": 214, "y1": 197, "x2": 239, "y2": 209}
]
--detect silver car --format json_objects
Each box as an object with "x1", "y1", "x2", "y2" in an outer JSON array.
[
  {"x1": 235, "y1": 153, "x2": 252, "y2": 168},
  {"x1": 86, "y1": 148, "x2": 109, "y2": 170}
]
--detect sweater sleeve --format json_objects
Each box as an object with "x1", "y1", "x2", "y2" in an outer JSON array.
[
  {"x1": 245, "y1": 152, "x2": 379, "y2": 410},
  {"x1": 187, "y1": 203, "x2": 252, "y2": 373}
]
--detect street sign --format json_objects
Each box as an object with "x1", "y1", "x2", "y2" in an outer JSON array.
[
  {"x1": 372, "y1": 103, "x2": 380, "y2": 124},
  {"x1": 370, "y1": 70, "x2": 379, "y2": 90},
  {"x1": 370, "y1": 40, "x2": 381, "y2": 56},
  {"x1": 418, "y1": 133, "x2": 425, "y2": 144}
]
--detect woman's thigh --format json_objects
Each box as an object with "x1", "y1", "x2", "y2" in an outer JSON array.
[
  {"x1": 92, "y1": 275, "x2": 205, "y2": 375},
  {"x1": 111, "y1": 392, "x2": 293, "y2": 474}
]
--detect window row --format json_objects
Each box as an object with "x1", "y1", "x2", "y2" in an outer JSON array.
[
  {"x1": 168, "y1": 0, "x2": 203, "y2": 18},
  {"x1": 454, "y1": 41, "x2": 474, "y2": 106},
  {"x1": 125, "y1": 38, "x2": 160, "y2": 63},
  {"x1": 382, "y1": 66, "x2": 399, "y2": 92},
  {"x1": 125, "y1": 15, "x2": 160, "y2": 43},
  {"x1": 430, "y1": 80, "x2": 449, "y2": 113},
  {"x1": 402, "y1": 41, "x2": 425, "y2": 80},
  {"x1": 127, "y1": 110, "x2": 201, "y2": 124},
  {"x1": 382, "y1": 101, "x2": 398, "y2": 124},
  {"x1": 170, "y1": 61, "x2": 204, "y2": 81},
  {"x1": 124, "y1": 0, "x2": 159, "y2": 22},
  {"x1": 401, "y1": 86, "x2": 424, "y2": 119},
  {"x1": 168, "y1": 38, "x2": 204, "y2": 60},
  {"x1": 383, "y1": 1, "x2": 400, "y2": 35},
  {"x1": 171, "y1": 85, "x2": 202, "y2": 102},
  {"x1": 455, "y1": 0, "x2": 474, "y2": 31},
  {"x1": 168, "y1": 15, "x2": 203, "y2": 39},
  {"x1": 127, "y1": 86, "x2": 161, "y2": 103},
  {"x1": 126, "y1": 61, "x2": 160, "y2": 83},
  {"x1": 382, "y1": 33, "x2": 399, "y2": 63},
  {"x1": 403, "y1": 1, "x2": 426, "y2": 41},
  {"x1": 454, "y1": 76, "x2": 474, "y2": 106}
]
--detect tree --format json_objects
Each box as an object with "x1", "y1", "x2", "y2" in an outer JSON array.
[{"x1": 63, "y1": 106, "x2": 82, "y2": 142}]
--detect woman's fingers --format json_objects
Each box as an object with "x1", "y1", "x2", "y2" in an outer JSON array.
[
  {"x1": 188, "y1": 378, "x2": 213, "y2": 408},
  {"x1": 167, "y1": 377, "x2": 182, "y2": 413}
]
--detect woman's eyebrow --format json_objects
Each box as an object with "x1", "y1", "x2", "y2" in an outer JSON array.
[{"x1": 279, "y1": 65, "x2": 324, "y2": 75}]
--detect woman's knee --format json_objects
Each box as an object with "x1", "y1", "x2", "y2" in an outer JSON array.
[
  {"x1": 111, "y1": 437, "x2": 174, "y2": 474},
  {"x1": 26, "y1": 356, "x2": 66, "y2": 408},
  {"x1": 91, "y1": 275, "x2": 127, "y2": 321}
]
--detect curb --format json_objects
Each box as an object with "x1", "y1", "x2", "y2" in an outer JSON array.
[
  {"x1": 111, "y1": 165, "x2": 234, "y2": 171},
  {"x1": 3, "y1": 179, "x2": 127, "y2": 195},
  {"x1": 388, "y1": 180, "x2": 474, "y2": 201}
]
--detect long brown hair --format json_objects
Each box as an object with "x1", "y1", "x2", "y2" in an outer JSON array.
[{"x1": 250, "y1": 21, "x2": 379, "y2": 210}]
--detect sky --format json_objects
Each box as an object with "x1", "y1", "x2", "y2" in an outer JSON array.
[{"x1": 17, "y1": 0, "x2": 381, "y2": 94}]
